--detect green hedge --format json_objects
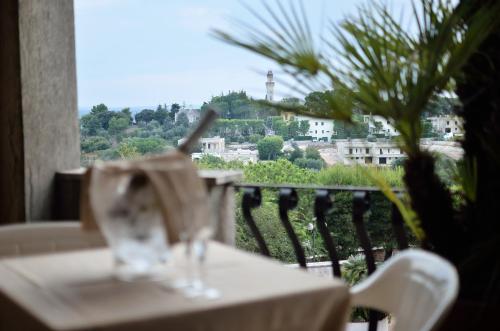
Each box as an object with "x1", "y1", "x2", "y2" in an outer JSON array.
[{"x1": 293, "y1": 135, "x2": 313, "y2": 141}]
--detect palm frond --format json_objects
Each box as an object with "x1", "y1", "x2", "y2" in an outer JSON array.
[{"x1": 214, "y1": 0, "x2": 500, "y2": 157}]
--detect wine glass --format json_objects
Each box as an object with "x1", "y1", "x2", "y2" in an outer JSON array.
[{"x1": 172, "y1": 187, "x2": 222, "y2": 299}]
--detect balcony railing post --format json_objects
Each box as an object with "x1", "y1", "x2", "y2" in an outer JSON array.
[
  {"x1": 278, "y1": 188, "x2": 307, "y2": 268},
  {"x1": 241, "y1": 187, "x2": 270, "y2": 257},
  {"x1": 352, "y1": 191, "x2": 375, "y2": 274},
  {"x1": 314, "y1": 189, "x2": 342, "y2": 278},
  {"x1": 391, "y1": 193, "x2": 409, "y2": 251},
  {"x1": 352, "y1": 191, "x2": 380, "y2": 331}
]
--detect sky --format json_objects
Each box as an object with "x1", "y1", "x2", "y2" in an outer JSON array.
[{"x1": 74, "y1": 0, "x2": 411, "y2": 109}]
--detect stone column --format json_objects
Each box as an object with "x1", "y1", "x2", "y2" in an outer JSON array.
[{"x1": 0, "y1": 0, "x2": 79, "y2": 222}]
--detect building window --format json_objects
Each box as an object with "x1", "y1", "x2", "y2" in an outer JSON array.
[
  {"x1": 315, "y1": 130, "x2": 317, "y2": 134},
  {"x1": 349, "y1": 148, "x2": 353, "y2": 154},
  {"x1": 322, "y1": 130, "x2": 324, "y2": 134},
  {"x1": 315, "y1": 122, "x2": 318, "y2": 126},
  {"x1": 321, "y1": 122, "x2": 324, "y2": 126},
  {"x1": 379, "y1": 157, "x2": 387, "y2": 164},
  {"x1": 447, "y1": 121, "x2": 450, "y2": 125},
  {"x1": 366, "y1": 148, "x2": 369, "y2": 153},
  {"x1": 380, "y1": 148, "x2": 382, "y2": 154}
]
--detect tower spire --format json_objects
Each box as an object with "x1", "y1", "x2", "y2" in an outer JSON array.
[{"x1": 265, "y1": 70, "x2": 275, "y2": 101}]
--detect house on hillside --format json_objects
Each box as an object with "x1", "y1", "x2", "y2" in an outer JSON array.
[
  {"x1": 428, "y1": 115, "x2": 463, "y2": 137},
  {"x1": 363, "y1": 115, "x2": 399, "y2": 137},
  {"x1": 337, "y1": 139, "x2": 405, "y2": 166},
  {"x1": 282, "y1": 112, "x2": 335, "y2": 142}
]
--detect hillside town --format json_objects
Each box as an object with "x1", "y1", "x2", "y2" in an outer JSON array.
[
  {"x1": 181, "y1": 71, "x2": 464, "y2": 166},
  {"x1": 79, "y1": 70, "x2": 463, "y2": 168}
]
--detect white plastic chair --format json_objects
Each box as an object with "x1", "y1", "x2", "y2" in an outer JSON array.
[
  {"x1": 350, "y1": 249, "x2": 459, "y2": 331},
  {"x1": 0, "y1": 222, "x2": 106, "y2": 258}
]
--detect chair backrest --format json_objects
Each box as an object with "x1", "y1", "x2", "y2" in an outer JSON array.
[
  {"x1": 350, "y1": 249, "x2": 458, "y2": 331},
  {"x1": 0, "y1": 222, "x2": 106, "y2": 258}
]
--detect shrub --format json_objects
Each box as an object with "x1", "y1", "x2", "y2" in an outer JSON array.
[
  {"x1": 342, "y1": 255, "x2": 371, "y2": 322},
  {"x1": 257, "y1": 136, "x2": 284, "y2": 160},
  {"x1": 305, "y1": 146, "x2": 322, "y2": 160},
  {"x1": 81, "y1": 136, "x2": 111, "y2": 153},
  {"x1": 248, "y1": 134, "x2": 263, "y2": 144},
  {"x1": 294, "y1": 158, "x2": 323, "y2": 170}
]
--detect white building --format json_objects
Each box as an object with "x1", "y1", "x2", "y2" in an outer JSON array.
[
  {"x1": 428, "y1": 115, "x2": 463, "y2": 137},
  {"x1": 188, "y1": 136, "x2": 258, "y2": 164},
  {"x1": 282, "y1": 112, "x2": 334, "y2": 142},
  {"x1": 336, "y1": 139, "x2": 405, "y2": 166},
  {"x1": 363, "y1": 115, "x2": 399, "y2": 137},
  {"x1": 178, "y1": 136, "x2": 225, "y2": 153},
  {"x1": 175, "y1": 108, "x2": 200, "y2": 124},
  {"x1": 200, "y1": 136, "x2": 225, "y2": 153}
]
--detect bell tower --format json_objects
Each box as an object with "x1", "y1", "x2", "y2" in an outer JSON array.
[{"x1": 265, "y1": 70, "x2": 275, "y2": 101}]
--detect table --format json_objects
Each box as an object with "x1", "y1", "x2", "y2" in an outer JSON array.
[{"x1": 0, "y1": 242, "x2": 350, "y2": 331}]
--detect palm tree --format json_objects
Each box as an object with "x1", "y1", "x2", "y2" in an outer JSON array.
[{"x1": 214, "y1": 0, "x2": 500, "y2": 308}]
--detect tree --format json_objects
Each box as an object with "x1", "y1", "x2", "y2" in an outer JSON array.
[
  {"x1": 122, "y1": 137, "x2": 167, "y2": 155},
  {"x1": 293, "y1": 158, "x2": 323, "y2": 170},
  {"x1": 334, "y1": 121, "x2": 369, "y2": 139},
  {"x1": 162, "y1": 115, "x2": 174, "y2": 131},
  {"x1": 305, "y1": 146, "x2": 321, "y2": 160},
  {"x1": 257, "y1": 136, "x2": 284, "y2": 160},
  {"x1": 153, "y1": 105, "x2": 169, "y2": 125},
  {"x1": 117, "y1": 142, "x2": 140, "y2": 160},
  {"x1": 270, "y1": 117, "x2": 288, "y2": 139},
  {"x1": 304, "y1": 91, "x2": 334, "y2": 112},
  {"x1": 423, "y1": 96, "x2": 457, "y2": 117},
  {"x1": 288, "y1": 120, "x2": 300, "y2": 138},
  {"x1": 80, "y1": 114, "x2": 101, "y2": 136},
  {"x1": 280, "y1": 97, "x2": 301, "y2": 106},
  {"x1": 81, "y1": 136, "x2": 110, "y2": 153},
  {"x1": 216, "y1": 0, "x2": 500, "y2": 308},
  {"x1": 170, "y1": 103, "x2": 181, "y2": 121},
  {"x1": 421, "y1": 119, "x2": 437, "y2": 138},
  {"x1": 248, "y1": 134, "x2": 263, "y2": 144},
  {"x1": 90, "y1": 103, "x2": 108, "y2": 115},
  {"x1": 135, "y1": 109, "x2": 155, "y2": 123},
  {"x1": 299, "y1": 120, "x2": 310, "y2": 136},
  {"x1": 163, "y1": 126, "x2": 188, "y2": 142},
  {"x1": 120, "y1": 108, "x2": 133, "y2": 125},
  {"x1": 176, "y1": 112, "x2": 189, "y2": 127},
  {"x1": 108, "y1": 116, "x2": 129, "y2": 136},
  {"x1": 287, "y1": 144, "x2": 303, "y2": 162},
  {"x1": 88, "y1": 104, "x2": 115, "y2": 130}
]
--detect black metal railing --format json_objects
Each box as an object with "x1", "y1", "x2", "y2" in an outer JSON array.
[{"x1": 235, "y1": 184, "x2": 409, "y2": 331}]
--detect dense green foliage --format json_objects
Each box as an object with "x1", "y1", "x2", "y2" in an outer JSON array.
[
  {"x1": 207, "y1": 119, "x2": 266, "y2": 142},
  {"x1": 197, "y1": 155, "x2": 405, "y2": 263},
  {"x1": 257, "y1": 136, "x2": 284, "y2": 160},
  {"x1": 80, "y1": 103, "x2": 195, "y2": 166},
  {"x1": 342, "y1": 255, "x2": 373, "y2": 322},
  {"x1": 201, "y1": 91, "x2": 277, "y2": 119}
]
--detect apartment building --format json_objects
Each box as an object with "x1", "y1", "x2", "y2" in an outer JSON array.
[{"x1": 337, "y1": 139, "x2": 405, "y2": 166}]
